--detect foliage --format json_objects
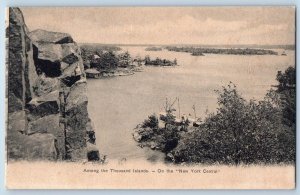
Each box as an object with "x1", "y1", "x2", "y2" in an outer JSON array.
[
  {"x1": 80, "y1": 44, "x2": 121, "y2": 69},
  {"x1": 161, "y1": 124, "x2": 179, "y2": 153},
  {"x1": 118, "y1": 51, "x2": 132, "y2": 68},
  {"x1": 172, "y1": 75, "x2": 295, "y2": 164},
  {"x1": 94, "y1": 51, "x2": 119, "y2": 70},
  {"x1": 139, "y1": 114, "x2": 179, "y2": 153},
  {"x1": 144, "y1": 55, "x2": 151, "y2": 64},
  {"x1": 165, "y1": 46, "x2": 278, "y2": 55},
  {"x1": 132, "y1": 61, "x2": 295, "y2": 165},
  {"x1": 144, "y1": 56, "x2": 176, "y2": 66},
  {"x1": 275, "y1": 66, "x2": 296, "y2": 127},
  {"x1": 142, "y1": 114, "x2": 159, "y2": 129},
  {"x1": 133, "y1": 55, "x2": 143, "y2": 66}
]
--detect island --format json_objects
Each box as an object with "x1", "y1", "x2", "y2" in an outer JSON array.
[
  {"x1": 145, "y1": 46, "x2": 163, "y2": 51},
  {"x1": 165, "y1": 46, "x2": 278, "y2": 56}
]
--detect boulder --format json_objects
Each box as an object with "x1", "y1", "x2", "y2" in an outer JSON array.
[
  {"x1": 61, "y1": 76, "x2": 82, "y2": 87},
  {"x1": 33, "y1": 74, "x2": 59, "y2": 96},
  {"x1": 27, "y1": 114, "x2": 60, "y2": 135},
  {"x1": 65, "y1": 82, "x2": 88, "y2": 111},
  {"x1": 132, "y1": 126, "x2": 154, "y2": 142},
  {"x1": 66, "y1": 143, "x2": 100, "y2": 161},
  {"x1": 31, "y1": 36, "x2": 81, "y2": 78},
  {"x1": 62, "y1": 62, "x2": 82, "y2": 78},
  {"x1": 86, "y1": 119, "x2": 96, "y2": 144},
  {"x1": 166, "y1": 152, "x2": 175, "y2": 162},
  {"x1": 61, "y1": 43, "x2": 81, "y2": 61},
  {"x1": 7, "y1": 132, "x2": 59, "y2": 161},
  {"x1": 32, "y1": 89, "x2": 59, "y2": 102},
  {"x1": 65, "y1": 101, "x2": 89, "y2": 150},
  {"x1": 33, "y1": 42, "x2": 63, "y2": 62},
  {"x1": 60, "y1": 61, "x2": 69, "y2": 70},
  {"x1": 87, "y1": 151, "x2": 100, "y2": 162},
  {"x1": 27, "y1": 100, "x2": 59, "y2": 120},
  {"x1": 29, "y1": 29, "x2": 74, "y2": 44},
  {"x1": 86, "y1": 143, "x2": 100, "y2": 161},
  {"x1": 150, "y1": 141, "x2": 157, "y2": 150},
  {"x1": 24, "y1": 133, "x2": 59, "y2": 160},
  {"x1": 27, "y1": 90, "x2": 60, "y2": 120},
  {"x1": 86, "y1": 130, "x2": 96, "y2": 144},
  {"x1": 62, "y1": 53, "x2": 79, "y2": 65},
  {"x1": 133, "y1": 132, "x2": 142, "y2": 142},
  {"x1": 7, "y1": 111, "x2": 27, "y2": 134},
  {"x1": 27, "y1": 114, "x2": 66, "y2": 159}
]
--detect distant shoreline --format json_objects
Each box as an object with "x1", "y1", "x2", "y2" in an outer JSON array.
[{"x1": 79, "y1": 43, "x2": 295, "y2": 50}]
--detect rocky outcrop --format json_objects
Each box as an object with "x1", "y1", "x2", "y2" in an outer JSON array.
[
  {"x1": 7, "y1": 8, "x2": 98, "y2": 161},
  {"x1": 30, "y1": 29, "x2": 74, "y2": 44},
  {"x1": 7, "y1": 8, "x2": 36, "y2": 113}
]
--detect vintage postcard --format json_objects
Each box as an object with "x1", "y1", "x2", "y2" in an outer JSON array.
[{"x1": 5, "y1": 7, "x2": 295, "y2": 189}]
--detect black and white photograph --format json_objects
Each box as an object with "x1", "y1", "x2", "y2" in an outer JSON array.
[{"x1": 5, "y1": 6, "x2": 296, "y2": 189}]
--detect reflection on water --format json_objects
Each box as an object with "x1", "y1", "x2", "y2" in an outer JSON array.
[{"x1": 87, "y1": 46, "x2": 294, "y2": 162}]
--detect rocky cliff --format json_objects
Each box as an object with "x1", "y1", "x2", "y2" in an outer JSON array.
[{"x1": 7, "y1": 7, "x2": 99, "y2": 161}]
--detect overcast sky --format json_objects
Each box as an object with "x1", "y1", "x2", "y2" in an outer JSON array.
[{"x1": 21, "y1": 7, "x2": 295, "y2": 45}]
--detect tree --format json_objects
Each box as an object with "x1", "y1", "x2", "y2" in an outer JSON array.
[
  {"x1": 118, "y1": 51, "x2": 132, "y2": 68},
  {"x1": 211, "y1": 83, "x2": 248, "y2": 164},
  {"x1": 96, "y1": 51, "x2": 119, "y2": 70},
  {"x1": 171, "y1": 79, "x2": 295, "y2": 165},
  {"x1": 136, "y1": 55, "x2": 142, "y2": 66},
  {"x1": 275, "y1": 66, "x2": 296, "y2": 126},
  {"x1": 162, "y1": 124, "x2": 179, "y2": 153},
  {"x1": 142, "y1": 114, "x2": 159, "y2": 130},
  {"x1": 144, "y1": 55, "x2": 151, "y2": 65}
]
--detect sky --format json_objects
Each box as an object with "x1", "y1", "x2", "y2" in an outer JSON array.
[{"x1": 20, "y1": 7, "x2": 295, "y2": 45}]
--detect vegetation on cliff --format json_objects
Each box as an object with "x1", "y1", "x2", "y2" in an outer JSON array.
[{"x1": 133, "y1": 66, "x2": 295, "y2": 165}]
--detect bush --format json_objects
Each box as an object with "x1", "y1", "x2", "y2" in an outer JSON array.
[
  {"x1": 96, "y1": 51, "x2": 119, "y2": 70},
  {"x1": 134, "y1": 67, "x2": 295, "y2": 165},
  {"x1": 142, "y1": 114, "x2": 159, "y2": 129},
  {"x1": 172, "y1": 78, "x2": 295, "y2": 165},
  {"x1": 161, "y1": 124, "x2": 179, "y2": 153},
  {"x1": 118, "y1": 51, "x2": 132, "y2": 68},
  {"x1": 139, "y1": 114, "x2": 179, "y2": 153},
  {"x1": 275, "y1": 66, "x2": 296, "y2": 126}
]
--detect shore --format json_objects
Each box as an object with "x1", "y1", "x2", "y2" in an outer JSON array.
[{"x1": 87, "y1": 66, "x2": 144, "y2": 78}]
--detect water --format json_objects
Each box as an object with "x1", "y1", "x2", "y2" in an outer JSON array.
[{"x1": 87, "y1": 46, "x2": 295, "y2": 162}]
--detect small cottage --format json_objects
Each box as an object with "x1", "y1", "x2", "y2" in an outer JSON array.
[{"x1": 85, "y1": 68, "x2": 101, "y2": 79}]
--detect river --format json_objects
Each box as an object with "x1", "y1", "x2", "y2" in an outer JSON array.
[{"x1": 87, "y1": 46, "x2": 295, "y2": 163}]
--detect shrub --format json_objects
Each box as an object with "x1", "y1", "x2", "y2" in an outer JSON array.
[
  {"x1": 142, "y1": 114, "x2": 159, "y2": 129},
  {"x1": 118, "y1": 51, "x2": 132, "y2": 68},
  {"x1": 275, "y1": 66, "x2": 296, "y2": 126},
  {"x1": 172, "y1": 78, "x2": 295, "y2": 164},
  {"x1": 161, "y1": 124, "x2": 179, "y2": 153},
  {"x1": 96, "y1": 51, "x2": 119, "y2": 70},
  {"x1": 135, "y1": 67, "x2": 295, "y2": 165}
]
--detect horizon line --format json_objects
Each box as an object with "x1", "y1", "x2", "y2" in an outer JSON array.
[{"x1": 78, "y1": 43, "x2": 295, "y2": 46}]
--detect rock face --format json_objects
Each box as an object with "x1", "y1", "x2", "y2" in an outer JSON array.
[
  {"x1": 30, "y1": 29, "x2": 74, "y2": 44},
  {"x1": 7, "y1": 8, "x2": 98, "y2": 161},
  {"x1": 7, "y1": 8, "x2": 36, "y2": 113}
]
